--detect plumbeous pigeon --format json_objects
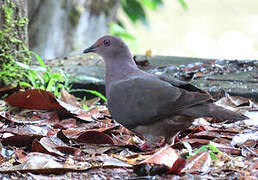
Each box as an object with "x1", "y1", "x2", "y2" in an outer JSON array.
[{"x1": 83, "y1": 36, "x2": 247, "y2": 144}]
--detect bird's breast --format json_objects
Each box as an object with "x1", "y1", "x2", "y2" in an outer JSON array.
[{"x1": 106, "y1": 76, "x2": 172, "y2": 128}]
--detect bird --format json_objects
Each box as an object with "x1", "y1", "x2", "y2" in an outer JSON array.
[{"x1": 83, "y1": 35, "x2": 247, "y2": 145}]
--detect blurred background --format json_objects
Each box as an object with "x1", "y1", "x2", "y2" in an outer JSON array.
[
  {"x1": 1, "y1": 0, "x2": 257, "y2": 100},
  {"x1": 27, "y1": 0, "x2": 258, "y2": 60}
]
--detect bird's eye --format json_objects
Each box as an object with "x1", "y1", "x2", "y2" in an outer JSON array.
[{"x1": 103, "y1": 39, "x2": 111, "y2": 46}]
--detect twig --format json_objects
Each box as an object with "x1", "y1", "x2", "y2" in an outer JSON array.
[
  {"x1": 243, "y1": 145, "x2": 258, "y2": 156},
  {"x1": 206, "y1": 78, "x2": 258, "y2": 83}
]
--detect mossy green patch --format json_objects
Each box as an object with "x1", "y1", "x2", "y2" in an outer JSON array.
[
  {"x1": 0, "y1": 0, "x2": 30, "y2": 86},
  {"x1": 16, "y1": 17, "x2": 28, "y2": 27},
  {"x1": 68, "y1": 4, "x2": 84, "y2": 26}
]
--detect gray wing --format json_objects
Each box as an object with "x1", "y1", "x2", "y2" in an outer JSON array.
[
  {"x1": 107, "y1": 75, "x2": 211, "y2": 128},
  {"x1": 158, "y1": 74, "x2": 209, "y2": 94}
]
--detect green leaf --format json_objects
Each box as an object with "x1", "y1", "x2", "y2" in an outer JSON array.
[
  {"x1": 32, "y1": 71, "x2": 45, "y2": 88},
  {"x1": 54, "y1": 84, "x2": 64, "y2": 97},
  {"x1": 42, "y1": 72, "x2": 50, "y2": 84},
  {"x1": 121, "y1": 0, "x2": 148, "y2": 25},
  {"x1": 177, "y1": 0, "x2": 188, "y2": 10},
  {"x1": 192, "y1": 145, "x2": 208, "y2": 155},
  {"x1": 110, "y1": 23, "x2": 124, "y2": 34},
  {"x1": 15, "y1": 49, "x2": 71, "y2": 97},
  {"x1": 16, "y1": 61, "x2": 31, "y2": 70},
  {"x1": 27, "y1": 71, "x2": 37, "y2": 88},
  {"x1": 46, "y1": 78, "x2": 55, "y2": 92},
  {"x1": 49, "y1": 73, "x2": 65, "y2": 81},
  {"x1": 70, "y1": 89, "x2": 107, "y2": 102},
  {"x1": 207, "y1": 144, "x2": 222, "y2": 154},
  {"x1": 109, "y1": 22, "x2": 138, "y2": 52},
  {"x1": 139, "y1": 0, "x2": 163, "y2": 10},
  {"x1": 30, "y1": 66, "x2": 47, "y2": 72},
  {"x1": 29, "y1": 51, "x2": 46, "y2": 68},
  {"x1": 0, "y1": 71, "x2": 10, "y2": 75},
  {"x1": 187, "y1": 144, "x2": 222, "y2": 160},
  {"x1": 19, "y1": 81, "x2": 32, "y2": 87},
  {"x1": 209, "y1": 151, "x2": 219, "y2": 160},
  {"x1": 85, "y1": 90, "x2": 107, "y2": 102},
  {"x1": 114, "y1": 32, "x2": 136, "y2": 40},
  {"x1": 110, "y1": 23, "x2": 135, "y2": 40},
  {"x1": 82, "y1": 104, "x2": 89, "y2": 110}
]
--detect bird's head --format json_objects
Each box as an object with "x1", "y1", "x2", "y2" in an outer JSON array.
[{"x1": 83, "y1": 35, "x2": 132, "y2": 60}]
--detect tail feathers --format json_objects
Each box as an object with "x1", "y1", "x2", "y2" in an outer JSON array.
[
  {"x1": 178, "y1": 103, "x2": 248, "y2": 122},
  {"x1": 208, "y1": 103, "x2": 247, "y2": 122}
]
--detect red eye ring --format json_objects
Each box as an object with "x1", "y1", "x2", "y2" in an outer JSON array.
[{"x1": 103, "y1": 39, "x2": 111, "y2": 46}]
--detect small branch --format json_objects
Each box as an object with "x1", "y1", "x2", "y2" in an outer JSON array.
[{"x1": 206, "y1": 78, "x2": 258, "y2": 84}]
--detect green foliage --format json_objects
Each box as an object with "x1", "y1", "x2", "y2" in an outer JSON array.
[
  {"x1": 2, "y1": 1, "x2": 14, "y2": 26},
  {"x1": 16, "y1": 51, "x2": 107, "y2": 101},
  {"x1": 120, "y1": 0, "x2": 187, "y2": 25},
  {"x1": 139, "y1": 0, "x2": 163, "y2": 10},
  {"x1": 16, "y1": 51, "x2": 71, "y2": 97},
  {"x1": 70, "y1": 89, "x2": 107, "y2": 102},
  {"x1": 16, "y1": 17, "x2": 29, "y2": 27},
  {"x1": 110, "y1": 23, "x2": 135, "y2": 40},
  {"x1": 82, "y1": 103, "x2": 89, "y2": 111},
  {"x1": 0, "y1": 61, "x2": 24, "y2": 85},
  {"x1": 110, "y1": 0, "x2": 164, "y2": 51},
  {"x1": 69, "y1": 4, "x2": 84, "y2": 26},
  {"x1": 0, "y1": 0, "x2": 30, "y2": 86},
  {"x1": 121, "y1": 0, "x2": 148, "y2": 25},
  {"x1": 177, "y1": 0, "x2": 188, "y2": 10},
  {"x1": 111, "y1": 0, "x2": 187, "y2": 50},
  {"x1": 183, "y1": 141, "x2": 222, "y2": 161},
  {"x1": 109, "y1": 23, "x2": 137, "y2": 51},
  {"x1": 121, "y1": 0, "x2": 164, "y2": 25}
]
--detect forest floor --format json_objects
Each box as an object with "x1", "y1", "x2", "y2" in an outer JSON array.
[
  {"x1": 0, "y1": 55, "x2": 257, "y2": 179},
  {"x1": 0, "y1": 84, "x2": 257, "y2": 179}
]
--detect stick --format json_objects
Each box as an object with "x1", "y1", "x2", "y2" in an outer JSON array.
[{"x1": 206, "y1": 78, "x2": 258, "y2": 84}]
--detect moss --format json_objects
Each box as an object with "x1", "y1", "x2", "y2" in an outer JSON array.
[
  {"x1": 16, "y1": 17, "x2": 28, "y2": 27},
  {"x1": 0, "y1": 0, "x2": 30, "y2": 86},
  {"x1": 68, "y1": 4, "x2": 84, "y2": 26}
]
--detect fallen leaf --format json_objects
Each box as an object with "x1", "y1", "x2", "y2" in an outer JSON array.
[
  {"x1": 77, "y1": 131, "x2": 114, "y2": 144},
  {"x1": 21, "y1": 152, "x2": 63, "y2": 169},
  {"x1": 0, "y1": 86, "x2": 20, "y2": 97},
  {"x1": 5, "y1": 89, "x2": 64, "y2": 110},
  {"x1": 182, "y1": 151, "x2": 211, "y2": 174},
  {"x1": 231, "y1": 130, "x2": 258, "y2": 147},
  {"x1": 134, "y1": 146, "x2": 185, "y2": 175},
  {"x1": 60, "y1": 88, "x2": 81, "y2": 108},
  {"x1": 2, "y1": 134, "x2": 40, "y2": 147},
  {"x1": 55, "y1": 146, "x2": 82, "y2": 157}
]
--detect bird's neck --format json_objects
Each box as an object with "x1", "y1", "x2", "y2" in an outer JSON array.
[
  {"x1": 105, "y1": 56, "x2": 138, "y2": 79},
  {"x1": 105, "y1": 56, "x2": 139, "y2": 91}
]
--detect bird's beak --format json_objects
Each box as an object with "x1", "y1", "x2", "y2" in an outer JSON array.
[{"x1": 83, "y1": 45, "x2": 96, "y2": 53}]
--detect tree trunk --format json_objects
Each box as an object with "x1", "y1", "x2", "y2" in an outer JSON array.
[
  {"x1": 0, "y1": 0, "x2": 28, "y2": 52},
  {"x1": 0, "y1": 0, "x2": 29, "y2": 87},
  {"x1": 28, "y1": 0, "x2": 119, "y2": 59}
]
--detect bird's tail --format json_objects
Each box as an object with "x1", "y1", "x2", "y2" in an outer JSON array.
[
  {"x1": 179, "y1": 103, "x2": 248, "y2": 122},
  {"x1": 207, "y1": 103, "x2": 247, "y2": 122}
]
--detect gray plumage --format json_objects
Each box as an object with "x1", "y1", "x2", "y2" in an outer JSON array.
[{"x1": 83, "y1": 35, "x2": 247, "y2": 144}]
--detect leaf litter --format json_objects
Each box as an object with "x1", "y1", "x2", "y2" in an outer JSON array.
[{"x1": 0, "y1": 88, "x2": 257, "y2": 179}]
